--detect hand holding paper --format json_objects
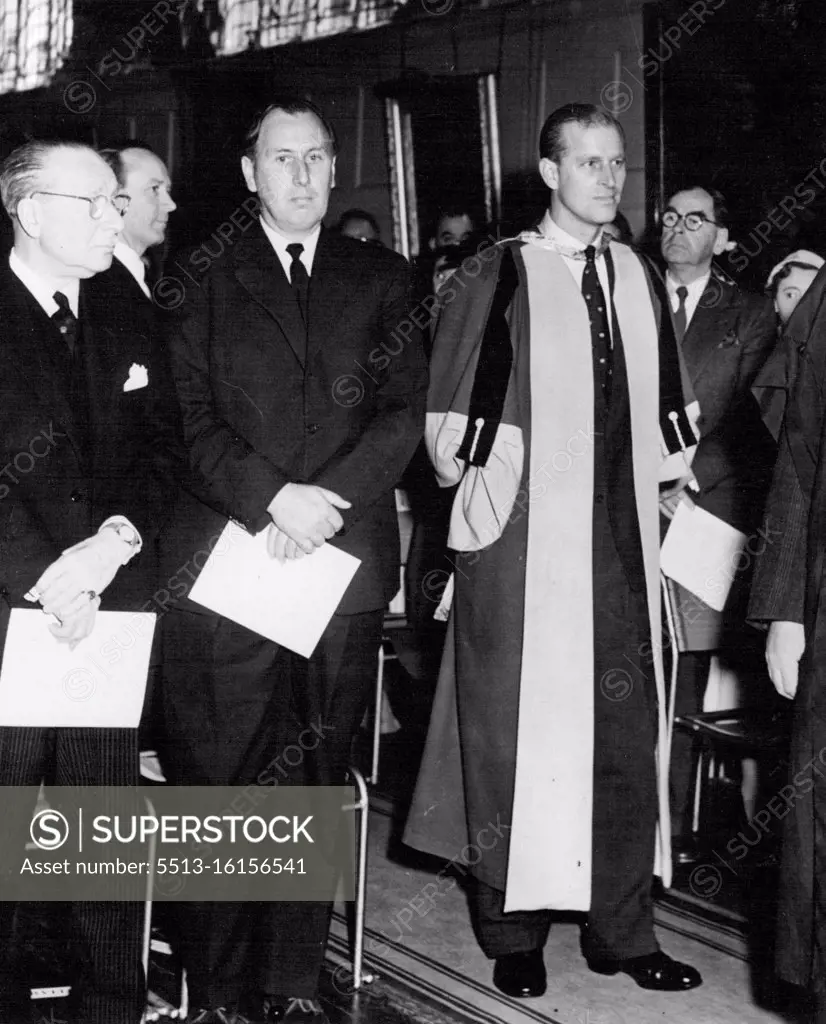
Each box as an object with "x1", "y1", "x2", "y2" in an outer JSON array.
[
  {"x1": 659, "y1": 474, "x2": 697, "y2": 519},
  {"x1": 189, "y1": 520, "x2": 361, "y2": 657},
  {"x1": 267, "y1": 524, "x2": 306, "y2": 561},
  {"x1": 29, "y1": 530, "x2": 125, "y2": 621},
  {"x1": 0, "y1": 609, "x2": 156, "y2": 727},
  {"x1": 48, "y1": 597, "x2": 101, "y2": 644},
  {"x1": 267, "y1": 483, "x2": 351, "y2": 558}
]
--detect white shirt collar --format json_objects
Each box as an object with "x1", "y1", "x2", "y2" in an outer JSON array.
[
  {"x1": 666, "y1": 269, "x2": 711, "y2": 328},
  {"x1": 114, "y1": 242, "x2": 150, "y2": 299},
  {"x1": 259, "y1": 218, "x2": 321, "y2": 279},
  {"x1": 535, "y1": 211, "x2": 613, "y2": 343},
  {"x1": 9, "y1": 248, "x2": 80, "y2": 317},
  {"x1": 539, "y1": 210, "x2": 605, "y2": 253},
  {"x1": 666, "y1": 269, "x2": 710, "y2": 301}
]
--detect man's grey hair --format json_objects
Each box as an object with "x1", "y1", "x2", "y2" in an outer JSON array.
[{"x1": 0, "y1": 140, "x2": 91, "y2": 219}]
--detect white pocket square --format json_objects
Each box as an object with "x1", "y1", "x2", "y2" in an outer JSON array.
[{"x1": 123, "y1": 363, "x2": 148, "y2": 392}]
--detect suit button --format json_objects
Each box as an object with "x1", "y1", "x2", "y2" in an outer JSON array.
[
  {"x1": 307, "y1": 423, "x2": 320, "y2": 434},
  {"x1": 69, "y1": 488, "x2": 86, "y2": 503},
  {"x1": 594, "y1": 494, "x2": 605, "y2": 505}
]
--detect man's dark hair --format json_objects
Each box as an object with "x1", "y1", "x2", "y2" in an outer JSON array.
[
  {"x1": 336, "y1": 208, "x2": 380, "y2": 235},
  {"x1": 668, "y1": 185, "x2": 729, "y2": 229},
  {"x1": 432, "y1": 205, "x2": 479, "y2": 236},
  {"x1": 538, "y1": 103, "x2": 626, "y2": 163},
  {"x1": 242, "y1": 97, "x2": 337, "y2": 161},
  {"x1": 0, "y1": 140, "x2": 91, "y2": 219},
  {"x1": 99, "y1": 140, "x2": 163, "y2": 188}
]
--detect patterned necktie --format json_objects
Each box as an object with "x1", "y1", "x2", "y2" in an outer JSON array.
[
  {"x1": 286, "y1": 242, "x2": 309, "y2": 325},
  {"x1": 52, "y1": 290, "x2": 77, "y2": 356},
  {"x1": 581, "y1": 245, "x2": 612, "y2": 396},
  {"x1": 673, "y1": 285, "x2": 688, "y2": 343}
]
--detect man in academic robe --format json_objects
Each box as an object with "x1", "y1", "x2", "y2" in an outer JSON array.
[
  {"x1": 748, "y1": 264, "x2": 826, "y2": 1020},
  {"x1": 161, "y1": 98, "x2": 426, "y2": 1022},
  {"x1": 0, "y1": 140, "x2": 180, "y2": 1023},
  {"x1": 404, "y1": 103, "x2": 702, "y2": 998}
]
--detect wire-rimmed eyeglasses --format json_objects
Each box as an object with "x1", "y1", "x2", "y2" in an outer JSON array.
[
  {"x1": 29, "y1": 191, "x2": 131, "y2": 219},
  {"x1": 661, "y1": 208, "x2": 721, "y2": 232}
]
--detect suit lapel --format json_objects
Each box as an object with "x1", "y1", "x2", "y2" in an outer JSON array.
[
  {"x1": 308, "y1": 228, "x2": 369, "y2": 358},
  {"x1": 233, "y1": 229, "x2": 307, "y2": 367},
  {"x1": 680, "y1": 276, "x2": 738, "y2": 384},
  {"x1": 0, "y1": 262, "x2": 84, "y2": 462}
]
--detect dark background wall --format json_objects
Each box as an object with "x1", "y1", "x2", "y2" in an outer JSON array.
[{"x1": 0, "y1": 0, "x2": 825, "y2": 290}]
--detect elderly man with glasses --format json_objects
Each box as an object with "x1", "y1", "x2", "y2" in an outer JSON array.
[
  {"x1": 0, "y1": 139, "x2": 181, "y2": 1023},
  {"x1": 659, "y1": 185, "x2": 777, "y2": 861}
]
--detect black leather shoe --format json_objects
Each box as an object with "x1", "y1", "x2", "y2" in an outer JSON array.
[
  {"x1": 587, "y1": 950, "x2": 702, "y2": 991},
  {"x1": 492, "y1": 950, "x2": 547, "y2": 998},
  {"x1": 672, "y1": 835, "x2": 703, "y2": 865}
]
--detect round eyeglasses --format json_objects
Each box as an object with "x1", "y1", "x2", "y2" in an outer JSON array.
[
  {"x1": 29, "y1": 191, "x2": 131, "y2": 219},
  {"x1": 661, "y1": 209, "x2": 720, "y2": 232}
]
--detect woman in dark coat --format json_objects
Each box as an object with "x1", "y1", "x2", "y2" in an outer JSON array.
[{"x1": 749, "y1": 264, "x2": 826, "y2": 1019}]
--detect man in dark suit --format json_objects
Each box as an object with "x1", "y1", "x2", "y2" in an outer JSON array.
[
  {"x1": 162, "y1": 98, "x2": 426, "y2": 1022},
  {"x1": 99, "y1": 141, "x2": 179, "y2": 778},
  {"x1": 100, "y1": 141, "x2": 177, "y2": 301},
  {"x1": 0, "y1": 140, "x2": 180, "y2": 1022},
  {"x1": 659, "y1": 186, "x2": 777, "y2": 847}
]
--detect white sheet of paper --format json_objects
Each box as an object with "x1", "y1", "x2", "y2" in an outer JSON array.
[
  {"x1": 661, "y1": 501, "x2": 747, "y2": 612},
  {"x1": 0, "y1": 609, "x2": 156, "y2": 727},
  {"x1": 188, "y1": 521, "x2": 362, "y2": 658}
]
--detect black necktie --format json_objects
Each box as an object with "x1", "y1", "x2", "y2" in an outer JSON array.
[
  {"x1": 673, "y1": 285, "x2": 688, "y2": 343},
  {"x1": 286, "y1": 242, "x2": 309, "y2": 325},
  {"x1": 582, "y1": 245, "x2": 612, "y2": 396},
  {"x1": 52, "y1": 290, "x2": 77, "y2": 356},
  {"x1": 141, "y1": 254, "x2": 158, "y2": 295}
]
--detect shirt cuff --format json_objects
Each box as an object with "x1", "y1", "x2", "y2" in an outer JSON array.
[{"x1": 98, "y1": 516, "x2": 143, "y2": 564}]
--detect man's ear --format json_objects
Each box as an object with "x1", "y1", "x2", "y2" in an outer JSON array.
[
  {"x1": 241, "y1": 155, "x2": 257, "y2": 194},
  {"x1": 330, "y1": 155, "x2": 337, "y2": 190},
  {"x1": 538, "y1": 157, "x2": 560, "y2": 191},
  {"x1": 712, "y1": 225, "x2": 730, "y2": 256},
  {"x1": 428, "y1": 236, "x2": 437, "y2": 252},
  {"x1": 15, "y1": 197, "x2": 41, "y2": 239}
]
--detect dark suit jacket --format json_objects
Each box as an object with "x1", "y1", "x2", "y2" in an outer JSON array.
[
  {"x1": 108, "y1": 250, "x2": 153, "y2": 306},
  {"x1": 0, "y1": 255, "x2": 181, "y2": 634},
  {"x1": 164, "y1": 224, "x2": 428, "y2": 616},
  {"x1": 680, "y1": 268, "x2": 777, "y2": 533}
]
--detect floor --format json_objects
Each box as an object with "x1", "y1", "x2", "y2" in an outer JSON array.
[
  {"x1": 16, "y1": 651, "x2": 813, "y2": 1024},
  {"x1": 324, "y1": 803, "x2": 812, "y2": 1024}
]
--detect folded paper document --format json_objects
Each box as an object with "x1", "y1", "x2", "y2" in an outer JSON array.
[
  {"x1": 661, "y1": 500, "x2": 746, "y2": 613},
  {"x1": 0, "y1": 609, "x2": 156, "y2": 727},
  {"x1": 189, "y1": 521, "x2": 361, "y2": 657}
]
